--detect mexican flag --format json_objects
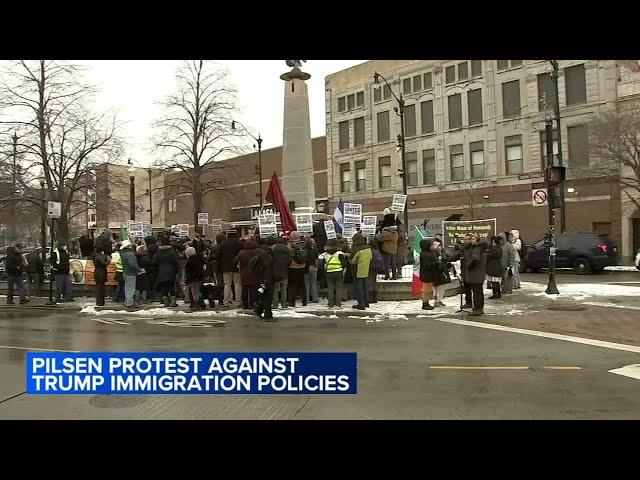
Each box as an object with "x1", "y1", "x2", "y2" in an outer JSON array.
[{"x1": 412, "y1": 227, "x2": 428, "y2": 296}]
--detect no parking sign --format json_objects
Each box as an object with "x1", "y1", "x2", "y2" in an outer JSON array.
[{"x1": 532, "y1": 188, "x2": 548, "y2": 207}]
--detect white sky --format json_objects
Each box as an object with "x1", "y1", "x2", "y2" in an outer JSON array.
[{"x1": 79, "y1": 60, "x2": 366, "y2": 166}]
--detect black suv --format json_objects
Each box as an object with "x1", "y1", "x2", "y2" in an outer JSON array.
[{"x1": 522, "y1": 232, "x2": 618, "y2": 274}]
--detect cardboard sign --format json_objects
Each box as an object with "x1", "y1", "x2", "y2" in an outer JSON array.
[
  {"x1": 211, "y1": 219, "x2": 222, "y2": 232},
  {"x1": 343, "y1": 203, "x2": 362, "y2": 225},
  {"x1": 390, "y1": 194, "x2": 407, "y2": 213},
  {"x1": 47, "y1": 201, "x2": 61, "y2": 218},
  {"x1": 178, "y1": 224, "x2": 189, "y2": 238},
  {"x1": 296, "y1": 213, "x2": 313, "y2": 234},
  {"x1": 197, "y1": 212, "x2": 209, "y2": 225},
  {"x1": 342, "y1": 224, "x2": 356, "y2": 241},
  {"x1": 362, "y1": 216, "x2": 377, "y2": 236},
  {"x1": 258, "y1": 214, "x2": 277, "y2": 236},
  {"x1": 442, "y1": 218, "x2": 497, "y2": 248},
  {"x1": 324, "y1": 220, "x2": 337, "y2": 239}
]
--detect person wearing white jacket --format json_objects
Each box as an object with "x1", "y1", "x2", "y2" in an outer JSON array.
[{"x1": 510, "y1": 229, "x2": 523, "y2": 289}]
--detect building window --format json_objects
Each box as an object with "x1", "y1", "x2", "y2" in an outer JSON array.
[
  {"x1": 450, "y1": 144, "x2": 464, "y2": 181},
  {"x1": 448, "y1": 94, "x2": 462, "y2": 129},
  {"x1": 374, "y1": 87, "x2": 382, "y2": 103},
  {"x1": 445, "y1": 66, "x2": 456, "y2": 84},
  {"x1": 568, "y1": 124, "x2": 589, "y2": 167},
  {"x1": 458, "y1": 62, "x2": 469, "y2": 81},
  {"x1": 90, "y1": 213, "x2": 96, "y2": 223},
  {"x1": 378, "y1": 156, "x2": 391, "y2": 189},
  {"x1": 403, "y1": 78, "x2": 412, "y2": 95},
  {"x1": 354, "y1": 117, "x2": 365, "y2": 147},
  {"x1": 420, "y1": 100, "x2": 434, "y2": 134},
  {"x1": 565, "y1": 64, "x2": 587, "y2": 106},
  {"x1": 406, "y1": 151, "x2": 418, "y2": 186},
  {"x1": 471, "y1": 60, "x2": 482, "y2": 77},
  {"x1": 511, "y1": 60, "x2": 523, "y2": 67},
  {"x1": 355, "y1": 160, "x2": 366, "y2": 192},
  {"x1": 347, "y1": 94, "x2": 355, "y2": 110},
  {"x1": 168, "y1": 198, "x2": 177, "y2": 212},
  {"x1": 377, "y1": 111, "x2": 390, "y2": 142},
  {"x1": 339, "y1": 121, "x2": 350, "y2": 150},
  {"x1": 505, "y1": 135, "x2": 523, "y2": 175},
  {"x1": 502, "y1": 80, "x2": 521, "y2": 118},
  {"x1": 540, "y1": 129, "x2": 559, "y2": 168},
  {"x1": 413, "y1": 75, "x2": 422, "y2": 92},
  {"x1": 423, "y1": 72, "x2": 433, "y2": 89},
  {"x1": 468, "y1": 89, "x2": 483, "y2": 126},
  {"x1": 497, "y1": 60, "x2": 522, "y2": 71},
  {"x1": 422, "y1": 149, "x2": 436, "y2": 185},
  {"x1": 470, "y1": 141, "x2": 485, "y2": 179},
  {"x1": 340, "y1": 163, "x2": 351, "y2": 193},
  {"x1": 537, "y1": 72, "x2": 556, "y2": 112},
  {"x1": 338, "y1": 97, "x2": 346, "y2": 112},
  {"x1": 356, "y1": 91, "x2": 364, "y2": 107},
  {"x1": 404, "y1": 104, "x2": 416, "y2": 137},
  {"x1": 383, "y1": 85, "x2": 392, "y2": 100}
]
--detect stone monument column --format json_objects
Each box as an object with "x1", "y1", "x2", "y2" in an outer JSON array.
[{"x1": 280, "y1": 61, "x2": 316, "y2": 214}]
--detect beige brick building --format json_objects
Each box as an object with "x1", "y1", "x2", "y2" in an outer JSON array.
[{"x1": 325, "y1": 60, "x2": 640, "y2": 261}]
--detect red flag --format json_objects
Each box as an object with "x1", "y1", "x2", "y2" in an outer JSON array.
[{"x1": 265, "y1": 171, "x2": 297, "y2": 233}]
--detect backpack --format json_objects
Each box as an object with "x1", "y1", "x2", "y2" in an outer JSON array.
[
  {"x1": 372, "y1": 249, "x2": 386, "y2": 275},
  {"x1": 248, "y1": 254, "x2": 265, "y2": 275},
  {"x1": 292, "y1": 241, "x2": 308, "y2": 264}
]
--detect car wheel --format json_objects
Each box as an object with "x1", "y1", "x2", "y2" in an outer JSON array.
[{"x1": 573, "y1": 257, "x2": 592, "y2": 275}]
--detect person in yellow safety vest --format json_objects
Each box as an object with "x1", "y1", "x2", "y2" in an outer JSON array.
[
  {"x1": 110, "y1": 243, "x2": 124, "y2": 302},
  {"x1": 318, "y1": 238, "x2": 347, "y2": 309}
]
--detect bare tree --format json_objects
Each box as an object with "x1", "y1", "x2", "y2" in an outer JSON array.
[
  {"x1": 0, "y1": 60, "x2": 124, "y2": 242},
  {"x1": 460, "y1": 180, "x2": 489, "y2": 220},
  {"x1": 589, "y1": 102, "x2": 640, "y2": 210},
  {"x1": 152, "y1": 60, "x2": 243, "y2": 228}
]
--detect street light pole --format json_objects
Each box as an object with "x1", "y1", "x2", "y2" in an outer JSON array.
[
  {"x1": 11, "y1": 132, "x2": 17, "y2": 243},
  {"x1": 128, "y1": 167, "x2": 136, "y2": 221},
  {"x1": 147, "y1": 167, "x2": 153, "y2": 225},
  {"x1": 550, "y1": 60, "x2": 566, "y2": 233},
  {"x1": 40, "y1": 179, "x2": 46, "y2": 268},
  {"x1": 545, "y1": 112, "x2": 559, "y2": 295}
]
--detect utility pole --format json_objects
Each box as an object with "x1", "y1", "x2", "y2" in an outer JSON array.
[
  {"x1": 544, "y1": 113, "x2": 559, "y2": 295},
  {"x1": 550, "y1": 60, "x2": 566, "y2": 233},
  {"x1": 11, "y1": 132, "x2": 17, "y2": 243},
  {"x1": 147, "y1": 167, "x2": 153, "y2": 225}
]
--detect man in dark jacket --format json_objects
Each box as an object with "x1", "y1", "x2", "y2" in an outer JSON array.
[
  {"x1": 486, "y1": 236, "x2": 504, "y2": 300},
  {"x1": 153, "y1": 236, "x2": 180, "y2": 307},
  {"x1": 304, "y1": 235, "x2": 319, "y2": 303},
  {"x1": 253, "y1": 237, "x2": 276, "y2": 321},
  {"x1": 234, "y1": 239, "x2": 260, "y2": 310},
  {"x1": 135, "y1": 244, "x2": 152, "y2": 304},
  {"x1": 185, "y1": 246, "x2": 206, "y2": 310},
  {"x1": 460, "y1": 234, "x2": 488, "y2": 316},
  {"x1": 51, "y1": 241, "x2": 73, "y2": 303},
  {"x1": 209, "y1": 233, "x2": 226, "y2": 293},
  {"x1": 79, "y1": 234, "x2": 93, "y2": 259},
  {"x1": 271, "y1": 236, "x2": 291, "y2": 309},
  {"x1": 26, "y1": 248, "x2": 45, "y2": 296},
  {"x1": 6, "y1": 243, "x2": 29, "y2": 305},
  {"x1": 145, "y1": 238, "x2": 159, "y2": 301},
  {"x1": 92, "y1": 247, "x2": 109, "y2": 306},
  {"x1": 220, "y1": 231, "x2": 243, "y2": 307},
  {"x1": 419, "y1": 238, "x2": 440, "y2": 310},
  {"x1": 121, "y1": 240, "x2": 142, "y2": 311}
]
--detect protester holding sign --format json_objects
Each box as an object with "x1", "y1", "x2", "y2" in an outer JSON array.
[
  {"x1": 318, "y1": 238, "x2": 347, "y2": 308},
  {"x1": 378, "y1": 225, "x2": 399, "y2": 280},
  {"x1": 485, "y1": 236, "x2": 504, "y2": 300},
  {"x1": 287, "y1": 231, "x2": 309, "y2": 308},
  {"x1": 460, "y1": 234, "x2": 488, "y2": 316}
]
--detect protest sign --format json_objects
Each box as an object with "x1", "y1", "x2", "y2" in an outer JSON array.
[
  {"x1": 390, "y1": 194, "x2": 407, "y2": 213},
  {"x1": 442, "y1": 218, "x2": 496, "y2": 247},
  {"x1": 197, "y1": 213, "x2": 209, "y2": 226},
  {"x1": 258, "y1": 214, "x2": 277, "y2": 235},
  {"x1": 343, "y1": 203, "x2": 362, "y2": 224},
  {"x1": 324, "y1": 220, "x2": 337, "y2": 239},
  {"x1": 361, "y1": 216, "x2": 377, "y2": 236},
  {"x1": 296, "y1": 213, "x2": 313, "y2": 234}
]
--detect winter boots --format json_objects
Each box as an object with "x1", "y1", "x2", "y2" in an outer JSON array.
[
  {"x1": 489, "y1": 282, "x2": 502, "y2": 300},
  {"x1": 422, "y1": 301, "x2": 434, "y2": 310}
]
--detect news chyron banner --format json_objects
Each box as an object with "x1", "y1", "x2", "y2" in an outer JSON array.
[
  {"x1": 26, "y1": 352, "x2": 357, "y2": 395},
  {"x1": 442, "y1": 218, "x2": 497, "y2": 248}
]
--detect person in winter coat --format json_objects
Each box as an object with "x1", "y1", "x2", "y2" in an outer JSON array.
[
  {"x1": 153, "y1": 236, "x2": 180, "y2": 307},
  {"x1": 350, "y1": 232, "x2": 373, "y2": 310},
  {"x1": 51, "y1": 240, "x2": 73, "y2": 303},
  {"x1": 304, "y1": 236, "x2": 319, "y2": 303},
  {"x1": 185, "y1": 246, "x2": 206, "y2": 311},
  {"x1": 394, "y1": 221, "x2": 407, "y2": 278},
  {"x1": 25, "y1": 248, "x2": 45, "y2": 296},
  {"x1": 135, "y1": 244, "x2": 152, "y2": 304},
  {"x1": 121, "y1": 240, "x2": 142, "y2": 310},
  {"x1": 92, "y1": 247, "x2": 110, "y2": 306},
  {"x1": 419, "y1": 238, "x2": 440, "y2": 310},
  {"x1": 95, "y1": 229, "x2": 114, "y2": 256},
  {"x1": 209, "y1": 233, "x2": 226, "y2": 291},
  {"x1": 510, "y1": 229, "x2": 524, "y2": 289},
  {"x1": 318, "y1": 238, "x2": 347, "y2": 308},
  {"x1": 234, "y1": 239, "x2": 261, "y2": 310},
  {"x1": 253, "y1": 238, "x2": 276, "y2": 321},
  {"x1": 271, "y1": 236, "x2": 292, "y2": 309},
  {"x1": 433, "y1": 239, "x2": 453, "y2": 307},
  {"x1": 501, "y1": 232, "x2": 517, "y2": 295},
  {"x1": 6, "y1": 243, "x2": 29, "y2": 305},
  {"x1": 145, "y1": 239, "x2": 159, "y2": 301},
  {"x1": 379, "y1": 225, "x2": 399, "y2": 280},
  {"x1": 461, "y1": 234, "x2": 488, "y2": 316},
  {"x1": 368, "y1": 239, "x2": 383, "y2": 303},
  {"x1": 220, "y1": 230, "x2": 243, "y2": 307},
  {"x1": 287, "y1": 231, "x2": 309, "y2": 308},
  {"x1": 485, "y1": 236, "x2": 504, "y2": 300},
  {"x1": 110, "y1": 244, "x2": 124, "y2": 302},
  {"x1": 79, "y1": 234, "x2": 94, "y2": 259}
]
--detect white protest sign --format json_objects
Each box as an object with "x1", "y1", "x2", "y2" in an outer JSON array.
[
  {"x1": 197, "y1": 212, "x2": 209, "y2": 225},
  {"x1": 324, "y1": 220, "x2": 337, "y2": 239},
  {"x1": 362, "y1": 216, "x2": 377, "y2": 236},
  {"x1": 296, "y1": 213, "x2": 313, "y2": 234},
  {"x1": 390, "y1": 194, "x2": 407, "y2": 213},
  {"x1": 141, "y1": 221, "x2": 151, "y2": 237},
  {"x1": 343, "y1": 203, "x2": 362, "y2": 225},
  {"x1": 342, "y1": 224, "x2": 356, "y2": 241},
  {"x1": 211, "y1": 219, "x2": 222, "y2": 232},
  {"x1": 178, "y1": 224, "x2": 189, "y2": 238},
  {"x1": 258, "y1": 213, "x2": 277, "y2": 235},
  {"x1": 47, "y1": 201, "x2": 61, "y2": 218}
]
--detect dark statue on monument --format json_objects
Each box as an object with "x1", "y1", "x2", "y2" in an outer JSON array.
[
  {"x1": 286, "y1": 60, "x2": 305, "y2": 68},
  {"x1": 281, "y1": 60, "x2": 310, "y2": 81}
]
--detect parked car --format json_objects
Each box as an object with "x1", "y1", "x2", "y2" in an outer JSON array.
[
  {"x1": 522, "y1": 232, "x2": 618, "y2": 275},
  {"x1": 635, "y1": 248, "x2": 640, "y2": 270}
]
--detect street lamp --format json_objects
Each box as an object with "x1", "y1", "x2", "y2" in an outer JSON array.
[
  {"x1": 128, "y1": 158, "x2": 154, "y2": 225},
  {"x1": 231, "y1": 120, "x2": 263, "y2": 211},
  {"x1": 544, "y1": 107, "x2": 559, "y2": 295},
  {"x1": 374, "y1": 72, "x2": 409, "y2": 234},
  {"x1": 39, "y1": 178, "x2": 46, "y2": 269},
  {"x1": 549, "y1": 60, "x2": 566, "y2": 233},
  {"x1": 128, "y1": 165, "x2": 136, "y2": 221}
]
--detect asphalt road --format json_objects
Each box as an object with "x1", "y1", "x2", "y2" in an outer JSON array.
[{"x1": 1, "y1": 293, "x2": 640, "y2": 419}]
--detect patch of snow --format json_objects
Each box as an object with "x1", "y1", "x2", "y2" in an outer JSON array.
[
  {"x1": 531, "y1": 282, "x2": 640, "y2": 301},
  {"x1": 271, "y1": 310, "x2": 320, "y2": 319},
  {"x1": 80, "y1": 305, "x2": 240, "y2": 318},
  {"x1": 583, "y1": 301, "x2": 640, "y2": 311},
  {"x1": 327, "y1": 315, "x2": 339, "y2": 319},
  {"x1": 373, "y1": 313, "x2": 408, "y2": 321},
  {"x1": 605, "y1": 266, "x2": 639, "y2": 272}
]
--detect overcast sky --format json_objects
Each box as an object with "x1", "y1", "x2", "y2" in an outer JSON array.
[{"x1": 80, "y1": 60, "x2": 366, "y2": 166}]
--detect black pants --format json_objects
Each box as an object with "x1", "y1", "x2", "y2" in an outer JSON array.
[
  {"x1": 242, "y1": 284, "x2": 258, "y2": 310},
  {"x1": 464, "y1": 283, "x2": 472, "y2": 304},
  {"x1": 96, "y1": 281, "x2": 106, "y2": 306},
  {"x1": 287, "y1": 269, "x2": 307, "y2": 307},
  {"x1": 255, "y1": 284, "x2": 274, "y2": 319},
  {"x1": 468, "y1": 283, "x2": 484, "y2": 311},
  {"x1": 157, "y1": 280, "x2": 176, "y2": 298}
]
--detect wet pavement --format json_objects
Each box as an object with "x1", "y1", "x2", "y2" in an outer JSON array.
[{"x1": 1, "y1": 276, "x2": 640, "y2": 419}]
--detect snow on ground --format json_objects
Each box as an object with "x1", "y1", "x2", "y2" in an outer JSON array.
[
  {"x1": 605, "y1": 266, "x2": 639, "y2": 272},
  {"x1": 79, "y1": 305, "x2": 252, "y2": 318},
  {"x1": 527, "y1": 281, "x2": 640, "y2": 301}
]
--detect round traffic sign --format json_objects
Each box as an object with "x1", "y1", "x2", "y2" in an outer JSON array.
[{"x1": 533, "y1": 189, "x2": 547, "y2": 205}]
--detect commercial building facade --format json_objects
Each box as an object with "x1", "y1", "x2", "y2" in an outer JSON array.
[{"x1": 325, "y1": 60, "x2": 640, "y2": 262}]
